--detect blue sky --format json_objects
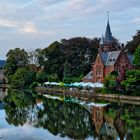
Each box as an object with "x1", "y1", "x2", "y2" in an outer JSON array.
[{"x1": 0, "y1": 0, "x2": 140, "y2": 59}]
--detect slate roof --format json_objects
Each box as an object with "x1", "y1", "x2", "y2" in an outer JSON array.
[
  {"x1": 101, "y1": 51, "x2": 121, "y2": 66},
  {"x1": 83, "y1": 71, "x2": 93, "y2": 80}
]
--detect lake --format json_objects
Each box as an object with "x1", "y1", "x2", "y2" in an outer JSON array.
[{"x1": 0, "y1": 89, "x2": 140, "y2": 140}]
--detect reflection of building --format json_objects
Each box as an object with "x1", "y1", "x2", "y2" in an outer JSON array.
[
  {"x1": 91, "y1": 105, "x2": 123, "y2": 140},
  {"x1": 99, "y1": 122, "x2": 118, "y2": 140},
  {"x1": 114, "y1": 117, "x2": 127, "y2": 140},
  {"x1": 92, "y1": 106, "x2": 105, "y2": 134}
]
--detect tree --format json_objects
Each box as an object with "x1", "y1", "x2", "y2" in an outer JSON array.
[
  {"x1": 125, "y1": 30, "x2": 140, "y2": 54},
  {"x1": 36, "y1": 70, "x2": 47, "y2": 83},
  {"x1": 121, "y1": 44, "x2": 140, "y2": 94},
  {"x1": 28, "y1": 48, "x2": 44, "y2": 67},
  {"x1": 104, "y1": 72, "x2": 118, "y2": 92},
  {"x1": 43, "y1": 41, "x2": 65, "y2": 80},
  {"x1": 48, "y1": 74, "x2": 59, "y2": 82},
  {"x1": 133, "y1": 45, "x2": 140, "y2": 68},
  {"x1": 61, "y1": 37, "x2": 99, "y2": 77},
  {"x1": 11, "y1": 68, "x2": 28, "y2": 88},
  {"x1": 42, "y1": 37, "x2": 99, "y2": 81},
  {"x1": 4, "y1": 48, "x2": 29, "y2": 81},
  {"x1": 121, "y1": 70, "x2": 140, "y2": 94}
]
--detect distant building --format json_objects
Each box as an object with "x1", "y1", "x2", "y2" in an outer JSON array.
[
  {"x1": 0, "y1": 60, "x2": 6, "y2": 83},
  {"x1": 83, "y1": 17, "x2": 133, "y2": 83},
  {"x1": 0, "y1": 60, "x2": 6, "y2": 69}
]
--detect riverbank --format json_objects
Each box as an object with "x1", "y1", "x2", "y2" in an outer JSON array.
[{"x1": 36, "y1": 86, "x2": 140, "y2": 104}]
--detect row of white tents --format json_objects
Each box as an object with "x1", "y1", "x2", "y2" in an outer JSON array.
[{"x1": 44, "y1": 82, "x2": 104, "y2": 88}]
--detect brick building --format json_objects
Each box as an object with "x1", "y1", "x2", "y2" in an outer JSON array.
[{"x1": 83, "y1": 18, "x2": 133, "y2": 83}]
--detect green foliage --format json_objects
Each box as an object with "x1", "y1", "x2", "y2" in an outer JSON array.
[
  {"x1": 11, "y1": 68, "x2": 28, "y2": 88},
  {"x1": 63, "y1": 73, "x2": 83, "y2": 83},
  {"x1": 104, "y1": 72, "x2": 118, "y2": 92},
  {"x1": 43, "y1": 41, "x2": 64, "y2": 80},
  {"x1": 133, "y1": 45, "x2": 140, "y2": 68},
  {"x1": 42, "y1": 37, "x2": 99, "y2": 81},
  {"x1": 48, "y1": 74, "x2": 59, "y2": 82},
  {"x1": 121, "y1": 44, "x2": 140, "y2": 95},
  {"x1": 125, "y1": 30, "x2": 140, "y2": 54},
  {"x1": 4, "y1": 48, "x2": 29, "y2": 81},
  {"x1": 36, "y1": 71, "x2": 47, "y2": 83},
  {"x1": 29, "y1": 81, "x2": 38, "y2": 89},
  {"x1": 121, "y1": 69, "x2": 140, "y2": 94}
]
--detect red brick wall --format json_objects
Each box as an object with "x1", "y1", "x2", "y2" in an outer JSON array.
[
  {"x1": 115, "y1": 52, "x2": 132, "y2": 81},
  {"x1": 104, "y1": 66, "x2": 115, "y2": 77},
  {"x1": 93, "y1": 54, "x2": 104, "y2": 83}
]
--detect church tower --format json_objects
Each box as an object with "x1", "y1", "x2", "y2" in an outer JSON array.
[{"x1": 99, "y1": 12, "x2": 113, "y2": 52}]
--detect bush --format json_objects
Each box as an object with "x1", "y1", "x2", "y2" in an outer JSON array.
[
  {"x1": 30, "y1": 81, "x2": 38, "y2": 89},
  {"x1": 48, "y1": 74, "x2": 59, "y2": 82},
  {"x1": 36, "y1": 71, "x2": 47, "y2": 83}
]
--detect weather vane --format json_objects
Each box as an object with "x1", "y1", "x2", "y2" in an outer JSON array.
[{"x1": 107, "y1": 11, "x2": 109, "y2": 20}]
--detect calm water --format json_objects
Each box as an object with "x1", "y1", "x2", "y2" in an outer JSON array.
[{"x1": 0, "y1": 89, "x2": 140, "y2": 140}]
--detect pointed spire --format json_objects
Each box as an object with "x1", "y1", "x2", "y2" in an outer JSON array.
[
  {"x1": 100, "y1": 34, "x2": 104, "y2": 45},
  {"x1": 104, "y1": 11, "x2": 112, "y2": 44}
]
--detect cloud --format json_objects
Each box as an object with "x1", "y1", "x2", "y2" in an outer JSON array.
[
  {"x1": 37, "y1": 0, "x2": 66, "y2": 6},
  {"x1": 18, "y1": 22, "x2": 38, "y2": 34},
  {"x1": 130, "y1": 18, "x2": 140, "y2": 23},
  {"x1": 0, "y1": 18, "x2": 39, "y2": 35},
  {"x1": 0, "y1": 19, "x2": 18, "y2": 28}
]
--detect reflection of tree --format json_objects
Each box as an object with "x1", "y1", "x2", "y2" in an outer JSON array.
[
  {"x1": 36, "y1": 98, "x2": 95, "y2": 139},
  {"x1": 4, "y1": 89, "x2": 36, "y2": 126},
  {"x1": 4, "y1": 91, "x2": 140, "y2": 140},
  {"x1": 4, "y1": 91, "x2": 95, "y2": 139},
  {"x1": 105, "y1": 103, "x2": 140, "y2": 140}
]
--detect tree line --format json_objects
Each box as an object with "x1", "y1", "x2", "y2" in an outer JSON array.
[
  {"x1": 4, "y1": 30, "x2": 140, "y2": 94},
  {"x1": 4, "y1": 37, "x2": 99, "y2": 88}
]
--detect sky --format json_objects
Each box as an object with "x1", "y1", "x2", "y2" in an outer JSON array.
[{"x1": 0, "y1": 0, "x2": 140, "y2": 59}]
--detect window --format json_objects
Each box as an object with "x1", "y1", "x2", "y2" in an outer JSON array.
[
  {"x1": 96, "y1": 69, "x2": 99, "y2": 76},
  {"x1": 116, "y1": 67, "x2": 120, "y2": 75},
  {"x1": 99, "y1": 67, "x2": 103, "y2": 76},
  {"x1": 96, "y1": 67, "x2": 103, "y2": 76}
]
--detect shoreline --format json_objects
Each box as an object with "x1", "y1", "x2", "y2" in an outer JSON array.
[{"x1": 36, "y1": 86, "x2": 140, "y2": 105}]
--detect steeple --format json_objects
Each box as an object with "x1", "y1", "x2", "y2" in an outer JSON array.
[
  {"x1": 104, "y1": 11, "x2": 112, "y2": 44},
  {"x1": 100, "y1": 34, "x2": 104, "y2": 45}
]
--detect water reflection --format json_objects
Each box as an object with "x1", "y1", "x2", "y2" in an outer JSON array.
[
  {"x1": 91, "y1": 103, "x2": 140, "y2": 140},
  {"x1": 0, "y1": 88, "x2": 7, "y2": 101},
  {"x1": 2, "y1": 89, "x2": 140, "y2": 140}
]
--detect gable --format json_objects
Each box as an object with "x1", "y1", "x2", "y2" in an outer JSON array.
[
  {"x1": 94, "y1": 54, "x2": 104, "y2": 66},
  {"x1": 114, "y1": 51, "x2": 131, "y2": 66}
]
